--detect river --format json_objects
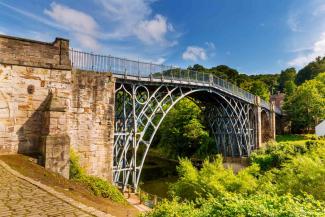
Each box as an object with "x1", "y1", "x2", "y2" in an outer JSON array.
[{"x1": 139, "y1": 154, "x2": 178, "y2": 198}]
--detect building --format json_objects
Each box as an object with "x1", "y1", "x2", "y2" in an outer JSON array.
[
  {"x1": 316, "y1": 120, "x2": 325, "y2": 136},
  {"x1": 270, "y1": 92, "x2": 285, "y2": 108}
]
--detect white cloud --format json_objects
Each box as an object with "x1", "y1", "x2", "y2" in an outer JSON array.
[
  {"x1": 0, "y1": 1, "x2": 62, "y2": 30},
  {"x1": 44, "y1": 2, "x2": 100, "y2": 50},
  {"x1": 288, "y1": 32, "x2": 325, "y2": 67},
  {"x1": 312, "y1": 3, "x2": 325, "y2": 16},
  {"x1": 153, "y1": 57, "x2": 166, "y2": 64},
  {"x1": 97, "y1": 0, "x2": 151, "y2": 29},
  {"x1": 44, "y1": 3, "x2": 98, "y2": 35},
  {"x1": 182, "y1": 46, "x2": 207, "y2": 62},
  {"x1": 0, "y1": 1, "x2": 177, "y2": 61},
  {"x1": 205, "y1": 42, "x2": 215, "y2": 50},
  {"x1": 287, "y1": 12, "x2": 301, "y2": 32},
  {"x1": 287, "y1": 1, "x2": 325, "y2": 68},
  {"x1": 134, "y1": 15, "x2": 175, "y2": 45},
  {"x1": 97, "y1": 0, "x2": 176, "y2": 46}
]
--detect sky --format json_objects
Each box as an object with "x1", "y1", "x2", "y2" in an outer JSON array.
[{"x1": 0, "y1": 0, "x2": 325, "y2": 74}]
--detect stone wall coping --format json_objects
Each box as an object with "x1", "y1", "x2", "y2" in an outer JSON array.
[
  {"x1": 0, "y1": 34, "x2": 71, "y2": 70},
  {"x1": 0, "y1": 34, "x2": 69, "y2": 45},
  {"x1": 0, "y1": 160, "x2": 113, "y2": 217}
]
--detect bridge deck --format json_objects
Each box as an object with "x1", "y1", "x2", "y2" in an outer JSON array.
[{"x1": 69, "y1": 49, "x2": 281, "y2": 114}]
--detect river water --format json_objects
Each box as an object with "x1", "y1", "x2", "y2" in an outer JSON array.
[{"x1": 139, "y1": 154, "x2": 178, "y2": 198}]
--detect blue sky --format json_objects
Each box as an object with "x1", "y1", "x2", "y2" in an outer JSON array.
[{"x1": 1, "y1": 0, "x2": 325, "y2": 74}]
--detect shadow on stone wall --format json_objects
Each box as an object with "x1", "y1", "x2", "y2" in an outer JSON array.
[{"x1": 16, "y1": 93, "x2": 52, "y2": 163}]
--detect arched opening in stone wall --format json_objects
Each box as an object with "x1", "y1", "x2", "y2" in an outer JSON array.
[{"x1": 261, "y1": 110, "x2": 272, "y2": 143}]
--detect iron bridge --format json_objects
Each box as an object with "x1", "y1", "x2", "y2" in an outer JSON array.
[{"x1": 70, "y1": 49, "x2": 281, "y2": 190}]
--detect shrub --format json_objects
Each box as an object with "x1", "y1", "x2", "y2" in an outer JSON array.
[
  {"x1": 303, "y1": 134, "x2": 319, "y2": 140},
  {"x1": 69, "y1": 149, "x2": 126, "y2": 204},
  {"x1": 169, "y1": 155, "x2": 260, "y2": 201},
  {"x1": 78, "y1": 175, "x2": 126, "y2": 203},
  {"x1": 249, "y1": 140, "x2": 318, "y2": 172},
  {"x1": 69, "y1": 149, "x2": 84, "y2": 179},
  {"x1": 142, "y1": 198, "x2": 197, "y2": 217},
  {"x1": 147, "y1": 137, "x2": 325, "y2": 216},
  {"x1": 275, "y1": 146, "x2": 325, "y2": 201},
  {"x1": 143, "y1": 194, "x2": 325, "y2": 217}
]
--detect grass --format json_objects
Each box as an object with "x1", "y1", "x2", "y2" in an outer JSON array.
[
  {"x1": 69, "y1": 149, "x2": 126, "y2": 204},
  {"x1": 276, "y1": 134, "x2": 321, "y2": 146},
  {"x1": 276, "y1": 134, "x2": 306, "y2": 142},
  {"x1": 0, "y1": 154, "x2": 139, "y2": 217}
]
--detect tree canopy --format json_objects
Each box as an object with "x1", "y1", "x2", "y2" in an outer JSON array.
[
  {"x1": 283, "y1": 73, "x2": 325, "y2": 132},
  {"x1": 296, "y1": 56, "x2": 325, "y2": 85},
  {"x1": 279, "y1": 67, "x2": 296, "y2": 92}
]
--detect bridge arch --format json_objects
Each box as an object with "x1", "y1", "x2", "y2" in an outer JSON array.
[
  {"x1": 261, "y1": 109, "x2": 272, "y2": 143},
  {"x1": 113, "y1": 82, "x2": 257, "y2": 190}
]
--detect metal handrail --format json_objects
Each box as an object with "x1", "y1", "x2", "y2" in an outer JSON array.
[{"x1": 69, "y1": 49, "x2": 280, "y2": 113}]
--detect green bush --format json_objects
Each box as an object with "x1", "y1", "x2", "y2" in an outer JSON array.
[
  {"x1": 143, "y1": 194, "x2": 325, "y2": 217},
  {"x1": 142, "y1": 199, "x2": 197, "y2": 217},
  {"x1": 303, "y1": 134, "x2": 319, "y2": 140},
  {"x1": 169, "y1": 155, "x2": 260, "y2": 201},
  {"x1": 249, "y1": 140, "x2": 320, "y2": 172},
  {"x1": 275, "y1": 145, "x2": 325, "y2": 201},
  {"x1": 69, "y1": 149, "x2": 84, "y2": 179},
  {"x1": 147, "y1": 139, "x2": 325, "y2": 216},
  {"x1": 78, "y1": 175, "x2": 126, "y2": 203},
  {"x1": 69, "y1": 149, "x2": 126, "y2": 204}
]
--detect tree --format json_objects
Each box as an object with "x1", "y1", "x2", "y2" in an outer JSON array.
[
  {"x1": 279, "y1": 67, "x2": 296, "y2": 92},
  {"x1": 249, "y1": 80, "x2": 270, "y2": 101},
  {"x1": 188, "y1": 64, "x2": 206, "y2": 72},
  {"x1": 296, "y1": 56, "x2": 325, "y2": 85},
  {"x1": 248, "y1": 74, "x2": 280, "y2": 95},
  {"x1": 155, "y1": 98, "x2": 213, "y2": 159},
  {"x1": 209, "y1": 65, "x2": 239, "y2": 83},
  {"x1": 284, "y1": 80, "x2": 296, "y2": 96},
  {"x1": 283, "y1": 73, "x2": 325, "y2": 132}
]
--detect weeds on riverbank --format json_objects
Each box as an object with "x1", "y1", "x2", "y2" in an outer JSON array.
[
  {"x1": 143, "y1": 136, "x2": 325, "y2": 216},
  {"x1": 69, "y1": 149, "x2": 126, "y2": 204}
]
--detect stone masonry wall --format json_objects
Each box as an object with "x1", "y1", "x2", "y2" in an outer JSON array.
[
  {"x1": 0, "y1": 34, "x2": 115, "y2": 181},
  {"x1": 69, "y1": 70, "x2": 115, "y2": 181},
  {"x1": 0, "y1": 64, "x2": 72, "y2": 155}
]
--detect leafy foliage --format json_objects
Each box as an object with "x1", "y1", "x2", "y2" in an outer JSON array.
[
  {"x1": 155, "y1": 98, "x2": 214, "y2": 159},
  {"x1": 283, "y1": 73, "x2": 325, "y2": 132},
  {"x1": 169, "y1": 156, "x2": 259, "y2": 201},
  {"x1": 144, "y1": 194, "x2": 325, "y2": 217},
  {"x1": 249, "y1": 80, "x2": 270, "y2": 101},
  {"x1": 144, "y1": 137, "x2": 325, "y2": 217},
  {"x1": 69, "y1": 149, "x2": 126, "y2": 203},
  {"x1": 279, "y1": 67, "x2": 296, "y2": 92},
  {"x1": 78, "y1": 175, "x2": 126, "y2": 203},
  {"x1": 296, "y1": 56, "x2": 325, "y2": 85}
]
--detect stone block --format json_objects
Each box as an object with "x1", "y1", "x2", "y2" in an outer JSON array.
[{"x1": 42, "y1": 134, "x2": 70, "y2": 179}]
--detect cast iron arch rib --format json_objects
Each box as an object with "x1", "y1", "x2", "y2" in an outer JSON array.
[{"x1": 113, "y1": 81, "x2": 257, "y2": 190}]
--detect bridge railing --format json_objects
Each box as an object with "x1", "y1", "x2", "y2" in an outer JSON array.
[{"x1": 69, "y1": 49, "x2": 277, "y2": 110}]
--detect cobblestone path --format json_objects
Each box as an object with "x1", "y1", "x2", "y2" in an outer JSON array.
[{"x1": 0, "y1": 164, "x2": 92, "y2": 217}]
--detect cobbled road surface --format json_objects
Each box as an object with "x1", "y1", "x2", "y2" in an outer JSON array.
[{"x1": 0, "y1": 164, "x2": 92, "y2": 217}]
